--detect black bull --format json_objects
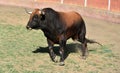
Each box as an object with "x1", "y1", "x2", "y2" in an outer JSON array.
[{"x1": 26, "y1": 8, "x2": 101, "y2": 66}]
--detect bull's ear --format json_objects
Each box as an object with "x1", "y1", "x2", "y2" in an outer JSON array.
[{"x1": 25, "y1": 8, "x2": 32, "y2": 14}]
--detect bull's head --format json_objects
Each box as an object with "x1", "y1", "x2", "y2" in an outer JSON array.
[{"x1": 26, "y1": 8, "x2": 45, "y2": 30}]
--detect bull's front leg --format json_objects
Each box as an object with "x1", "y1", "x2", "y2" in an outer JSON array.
[
  {"x1": 59, "y1": 35, "x2": 66, "y2": 66},
  {"x1": 47, "y1": 39, "x2": 57, "y2": 62}
]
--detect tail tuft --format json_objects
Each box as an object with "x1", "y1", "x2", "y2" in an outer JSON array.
[{"x1": 86, "y1": 38, "x2": 102, "y2": 46}]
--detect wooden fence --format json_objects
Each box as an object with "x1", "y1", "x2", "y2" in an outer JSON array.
[
  {"x1": 38, "y1": 0, "x2": 120, "y2": 12},
  {"x1": 0, "y1": 0, "x2": 120, "y2": 12},
  {"x1": 0, "y1": 0, "x2": 119, "y2": 23}
]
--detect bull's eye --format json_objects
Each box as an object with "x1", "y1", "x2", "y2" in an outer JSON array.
[
  {"x1": 33, "y1": 18, "x2": 38, "y2": 21},
  {"x1": 32, "y1": 15, "x2": 38, "y2": 21}
]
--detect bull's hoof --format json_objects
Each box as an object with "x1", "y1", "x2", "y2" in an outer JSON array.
[
  {"x1": 59, "y1": 62, "x2": 65, "y2": 66},
  {"x1": 54, "y1": 60, "x2": 58, "y2": 63},
  {"x1": 51, "y1": 58, "x2": 58, "y2": 63},
  {"x1": 50, "y1": 54, "x2": 57, "y2": 62},
  {"x1": 82, "y1": 56, "x2": 87, "y2": 60},
  {"x1": 82, "y1": 52, "x2": 88, "y2": 60}
]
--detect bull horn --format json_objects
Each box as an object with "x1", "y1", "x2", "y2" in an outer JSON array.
[
  {"x1": 39, "y1": 8, "x2": 45, "y2": 15},
  {"x1": 24, "y1": 8, "x2": 32, "y2": 14},
  {"x1": 41, "y1": 11, "x2": 45, "y2": 15},
  {"x1": 40, "y1": 8, "x2": 42, "y2": 11}
]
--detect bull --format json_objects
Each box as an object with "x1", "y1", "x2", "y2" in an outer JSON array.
[{"x1": 26, "y1": 8, "x2": 101, "y2": 66}]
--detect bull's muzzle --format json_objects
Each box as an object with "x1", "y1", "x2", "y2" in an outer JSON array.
[{"x1": 26, "y1": 26, "x2": 32, "y2": 30}]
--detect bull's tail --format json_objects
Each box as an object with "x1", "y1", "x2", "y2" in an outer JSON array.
[{"x1": 86, "y1": 38, "x2": 102, "y2": 46}]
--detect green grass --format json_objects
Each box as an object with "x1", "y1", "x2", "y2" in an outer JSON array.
[{"x1": 0, "y1": 24, "x2": 120, "y2": 73}]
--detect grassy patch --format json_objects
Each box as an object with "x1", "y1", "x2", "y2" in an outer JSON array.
[{"x1": 0, "y1": 23, "x2": 120, "y2": 73}]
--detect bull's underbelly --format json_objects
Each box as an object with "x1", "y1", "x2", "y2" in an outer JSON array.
[
  {"x1": 43, "y1": 25, "x2": 80, "y2": 44},
  {"x1": 47, "y1": 36, "x2": 60, "y2": 44},
  {"x1": 44, "y1": 31, "x2": 78, "y2": 44}
]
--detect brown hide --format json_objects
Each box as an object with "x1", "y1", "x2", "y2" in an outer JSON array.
[
  {"x1": 59, "y1": 11, "x2": 82, "y2": 28},
  {"x1": 58, "y1": 11, "x2": 83, "y2": 40}
]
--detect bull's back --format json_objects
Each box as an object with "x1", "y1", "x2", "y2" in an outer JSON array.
[{"x1": 59, "y1": 11, "x2": 83, "y2": 28}]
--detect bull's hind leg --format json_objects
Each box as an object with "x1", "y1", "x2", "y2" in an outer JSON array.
[
  {"x1": 81, "y1": 39, "x2": 88, "y2": 59},
  {"x1": 47, "y1": 39, "x2": 57, "y2": 62},
  {"x1": 78, "y1": 34, "x2": 88, "y2": 59}
]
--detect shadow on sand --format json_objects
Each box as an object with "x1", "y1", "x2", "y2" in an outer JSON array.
[{"x1": 32, "y1": 43, "x2": 83, "y2": 60}]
